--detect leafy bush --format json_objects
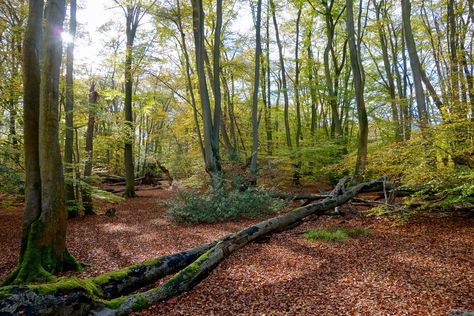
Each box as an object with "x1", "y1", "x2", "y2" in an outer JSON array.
[
  {"x1": 304, "y1": 227, "x2": 370, "y2": 242},
  {"x1": 0, "y1": 165, "x2": 24, "y2": 195},
  {"x1": 166, "y1": 188, "x2": 286, "y2": 224}
]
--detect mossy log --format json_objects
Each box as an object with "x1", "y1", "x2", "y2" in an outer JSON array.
[
  {"x1": 0, "y1": 178, "x2": 383, "y2": 315},
  {"x1": 0, "y1": 242, "x2": 216, "y2": 315}
]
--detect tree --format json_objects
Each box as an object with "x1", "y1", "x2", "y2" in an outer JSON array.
[
  {"x1": 249, "y1": 0, "x2": 263, "y2": 180},
  {"x1": 346, "y1": 0, "x2": 368, "y2": 183},
  {"x1": 4, "y1": 0, "x2": 81, "y2": 286},
  {"x1": 190, "y1": 0, "x2": 223, "y2": 189},
  {"x1": 64, "y1": 0, "x2": 77, "y2": 216},
  {"x1": 401, "y1": 0, "x2": 429, "y2": 129},
  {"x1": 270, "y1": 0, "x2": 292, "y2": 150},
  {"x1": 81, "y1": 82, "x2": 99, "y2": 215},
  {"x1": 114, "y1": 0, "x2": 154, "y2": 198}
]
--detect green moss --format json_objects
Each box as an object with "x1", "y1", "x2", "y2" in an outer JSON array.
[
  {"x1": 92, "y1": 267, "x2": 132, "y2": 285},
  {"x1": 169, "y1": 249, "x2": 211, "y2": 284},
  {"x1": 99, "y1": 296, "x2": 127, "y2": 309},
  {"x1": 4, "y1": 220, "x2": 82, "y2": 286},
  {"x1": 304, "y1": 227, "x2": 370, "y2": 242},
  {"x1": 142, "y1": 258, "x2": 161, "y2": 267},
  {"x1": 28, "y1": 277, "x2": 102, "y2": 297},
  {"x1": 131, "y1": 295, "x2": 149, "y2": 311},
  {"x1": 0, "y1": 286, "x2": 14, "y2": 299}
]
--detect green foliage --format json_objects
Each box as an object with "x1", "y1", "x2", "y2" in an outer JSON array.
[
  {"x1": 367, "y1": 204, "x2": 414, "y2": 224},
  {"x1": 0, "y1": 164, "x2": 24, "y2": 195},
  {"x1": 304, "y1": 227, "x2": 370, "y2": 242},
  {"x1": 166, "y1": 188, "x2": 286, "y2": 224}
]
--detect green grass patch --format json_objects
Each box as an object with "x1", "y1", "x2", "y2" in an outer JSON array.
[{"x1": 304, "y1": 227, "x2": 370, "y2": 242}]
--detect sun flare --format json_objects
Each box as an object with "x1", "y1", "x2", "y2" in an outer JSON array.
[{"x1": 61, "y1": 31, "x2": 73, "y2": 44}]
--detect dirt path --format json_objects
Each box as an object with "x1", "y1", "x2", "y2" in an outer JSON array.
[{"x1": 0, "y1": 186, "x2": 473, "y2": 315}]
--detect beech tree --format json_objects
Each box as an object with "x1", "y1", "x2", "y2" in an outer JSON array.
[
  {"x1": 64, "y1": 0, "x2": 77, "y2": 216},
  {"x1": 190, "y1": 0, "x2": 223, "y2": 189},
  {"x1": 346, "y1": 0, "x2": 368, "y2": 183},
  {"x1": 4, "y1": 0, "x2": 81, "y2": 285}
]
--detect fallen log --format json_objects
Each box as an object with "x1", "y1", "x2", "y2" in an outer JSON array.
[
  {"x1": 0, "y1": 242, "x2": 217, "y2": 314},
  {"x1": 0, "y1": 178, "x2": 383, "y2": 315},
  {"x1": 92, "y1": 178, "x2": 382, "y2": 315}
]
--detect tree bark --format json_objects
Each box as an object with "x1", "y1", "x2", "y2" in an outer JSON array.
[
  {"x1": 122, "y1": 3, "x2": 139, "y2": 198},
  {"x1": 271, "y1": 0, "x2": 292, "y2": 150},
  {"x1": 191, "y1": 0, "x2": 223, "y2": 189},
  {"x1": 401, "y1": 0, "x2": 429, "y2": 129},
  {"x1": 347, "y1": 0, "x2": 368, "y2": 183},
  {"x1": 81, "y1": 82, "x2": 98, "y2": 215},
  {"x1": 250, "y1": 0, "x2": 262, "y2": 179},
  {"x1": 17, "y1": 0, "x2": 43, "y2": 278},
  {"x1": 64, "y1": 0, "x2": 77, "y2": 217}
]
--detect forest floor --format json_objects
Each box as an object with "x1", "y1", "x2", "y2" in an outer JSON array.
[{"x1": 0, "y1": 182, "x2": 473, "y2": 315}]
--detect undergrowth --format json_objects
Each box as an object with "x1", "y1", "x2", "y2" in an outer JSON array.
[
  {"x1": 304, "y1": 227, "x2": 370, "y2": 242},
  {"x1": 166, "y1": 188, "x2": 287, "y2": 224}
]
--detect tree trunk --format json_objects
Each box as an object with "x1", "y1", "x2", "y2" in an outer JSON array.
[
  {"x1": 81, "y1": 82, "x2": 98, "y2": 215},
  {"x1": 401, "y1": 0, "x2": 429, "y2": 129},
  {"x1": 373, "y1": 0, "x2": 401, "y2": 141},
  {"x1": 16, "y1": 0, "x2": 43, "y2": 282},
  {"x1": 4, "y1": 0, "x2": 81, "y2": 286},
  {"x1": 347, "y1": 0, "x2": 368, "y2": 183},
  {"x1": 123, "y1": 8, "x2": 137, "y2": 198},
  {"x1": 175, "y1": 0, "x2": 205, "y2": 160},
  {"x1": 293, "y1": 5, "x2": 303, "y2": 185},
  {"x1": 191, "y1": 0, "x2": 222, "y2": 189},
  {"x1": 250, "y1": 0, "x2": 262, "y2": 180},
  {"x1": 271, "y1": 0, "x2": 292, "y2": 150},
  {"x1": 64, "y1": 0, "x2": 77, "y2": 217}
]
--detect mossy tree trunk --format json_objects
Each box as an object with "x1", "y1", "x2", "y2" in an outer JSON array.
[{"x1": 3, "y1": 0, "x2": 81, "y2": 286}]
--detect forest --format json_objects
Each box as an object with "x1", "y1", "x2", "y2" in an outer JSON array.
[{"x1": 0, "y1": 0, "x2": 473, "y2": 314}]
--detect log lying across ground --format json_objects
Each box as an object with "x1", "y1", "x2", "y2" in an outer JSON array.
[{"x1": 0, "y1": 178, "x2": 383, "y2": 315}]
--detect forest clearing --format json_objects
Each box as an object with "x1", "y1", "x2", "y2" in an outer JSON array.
[{"x1": 0, "y1": 0, "x2": 473, "y2": 314}]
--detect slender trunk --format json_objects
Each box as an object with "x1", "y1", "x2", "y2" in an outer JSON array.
[
  {"x1": 346, "y1": 0, "x2": 368, "y2": 183},
  {"x1": 191, "y1": 0, "x2": 221, "y2": 189},
  {"x1": 307, "y1": 30, "x2": 318, "y2": 142},
  {"x1": 250, "y1": 0, "x2": 262, "y2": 179},
  {"x1": 64, "y1": 0, "x2": 77, "y2": 216},
  {"x1": 176, "y1": 0, "x2": 205, "y2": 160},
  {"x1": 123, "y1": 6, "x2": 139, "y2": 198},
  {"x1": 293, "y1": 6, "x2": 303, "y2": 185},
  {"x1": 271, "y1": 0, "x2": 292, "y2": 149},
  {"x1": 265, "y1": 1, "x2": 272, "y2": 154},
  {"x1": 374, "y1": 0, "x2": 401, "y2": 141},
  {"x1": 401, "y1": 0, "x2": 429, "y2": 128},
  {"x1": 81, "y1": 82, "x2": 98, "y2": 216}
]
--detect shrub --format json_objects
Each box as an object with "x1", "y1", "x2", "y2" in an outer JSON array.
[
  {"x1": 304, "y1": 227, "x2": 370, "y2": 242},
  {"x1": 166, "y1": 188, "x2": 286, "y2": 224},
  {"x1": 0, "y1": 164, "x2": 24, "y2": 195}
]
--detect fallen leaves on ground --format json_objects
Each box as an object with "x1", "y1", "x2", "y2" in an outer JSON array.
[{"x1": 0, "y1": 183, "x2": 473, "y2": 315}]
